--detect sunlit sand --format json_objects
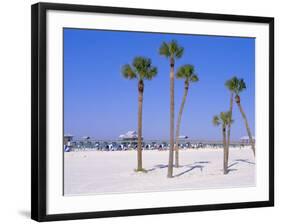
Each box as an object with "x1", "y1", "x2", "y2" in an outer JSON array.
[{"x1": 64, "y1": 146, "x2": 255, "y2": 195}]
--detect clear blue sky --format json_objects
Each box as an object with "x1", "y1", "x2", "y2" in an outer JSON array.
[{"x1": 64, "y1": 28, "x2": 255, "y2": 141}]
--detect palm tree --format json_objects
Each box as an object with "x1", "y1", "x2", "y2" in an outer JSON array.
[
  {"x1": 224, "y1": 76, "x2": 238, "y2": 165},
  {"x1": 231, "y1": 78, "x2": 255, "y2": 156},
  {"x1": 213, "y1": 111, "x2": 233, "y2": 174},
  {"x1": 159, "y1": 40, "x2": 184, "y2": 178},
  {"x1": 122, "y1": 56, "x2": 157, "y2": 172},
  {"x1": 174, "y1": 64, "x2": 199, "y2": 167}
]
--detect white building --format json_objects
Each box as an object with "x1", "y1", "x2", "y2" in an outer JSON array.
[
  {"x1": 119, "y1": 131, "x2": 138, "y2": 140},
  {"x1": 240, "y1": 136, "x2": 255, "y2": 144}
]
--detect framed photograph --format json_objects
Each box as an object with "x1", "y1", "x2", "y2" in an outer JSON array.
[{"x1": 31, "y1": 2, "x2": 274, "y2": 222}]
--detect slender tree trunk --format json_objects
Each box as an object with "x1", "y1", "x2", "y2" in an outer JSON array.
[
  {"x1": 237, "y1": 101, "x2": 255, "y2": 156},
  {"x1": 226, "y1": 93, "x2": 233, "y2": 166},
  {"x1": 222, "y1": 126, "x2": 227, "y2": 174},
  {"x1": 137, "y1": 81, "x2": 144, "y2": 171},
  {"x1": 167, "y1": 58, "x2": 175, "y2": 178},
  {"x1": 174, "y1": 85, "x2": 189, "y2": 168}
]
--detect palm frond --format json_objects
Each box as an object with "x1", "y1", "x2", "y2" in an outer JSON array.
[
  {"x1": 176, "y1": 64, "x2": 199, "y2": 83},
  {"x1": 190, "y1": 74, "x2": 199, "y2": 82},
  {"x1": 238, "y1": 78, "x2": 246, "y2": 92},
  {"x1": 176, "y1": 66, "x2": 187, "y2": 79},
  {"x1": 132, "y1": 56, "x2": 157, "y2": 80},
  {"x1": 159, "y1": 42, "x2": 171, "y2": 57},
  {"x1": 175, "y1": 46, "x2": 184, "y2": 58},
  {"x1": 220, "y1": 112, "x2": 228, "y2": 124},
  {"x1": 213, "y1": 110, "x2": 234, "y2": 127},
  {"x1": 176, "y1": 64, "x2": 191, "y2": 79},
  {"x1": 122, "y1": 56, "x2": 157, "y2": 81},
  {"x1": 169, "y1": 40, "x2": 177, "y2": 54},
  {"x1": 226, "y1": 76, "x2": 246, "y2": 95},
  {"x1": 213, "y1": 115, "x2": 220, "y2": 126},
  {"x1": 225, "y1": 76, "x2": 239, "y2": 92},
  {"x1": 220, "y1": 111, "x2": 234, "y2": 125},
  {"x1": 159, "y1": 40, "x2": 184, "y2": 59},
  {"x1": 170, "y1": 40, "x2": 184, "y2": 58},
  {"x1": 121, "y1": 64, "x2": 137, "y2": 79},
  {"x1": 133, "y1": 57, "x2": 150, "y2": 74},
  {"x1": 144, "y1": 67, "x2": 158, "y2": 80}
]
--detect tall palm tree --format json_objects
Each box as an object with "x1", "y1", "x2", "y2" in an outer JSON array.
[
  {"x1": 213, "y1": 111, "x2": 233, "y2": 174},
  {"x1": 224, "y1": 76, "x2": 239, "y2": 165},
  {"x1": 122, "y1": 56, "x2": 157, "y2": 172},
  {"x1": 232, "y1": 78, "x2": 255, "y2": 156},
  {"x1": 159, "y1": 40, "x2": 184, "y2": 178},
  {"x1": 174, "y1": 64, "x2": 199, "y2": 167}
]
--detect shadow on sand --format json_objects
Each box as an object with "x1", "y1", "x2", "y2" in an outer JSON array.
[
  {"x1": 146, "y1": 164, "x2": 168, "y2": 172},
  {"x1": 235, "y1": 159, "x2": 255, "y2": 165},
  {"x1": 174, "y1": 165, "x2": 205, "y2": 177},
  {"x1": 147, "y1": 161, "x2": 211, "y2": 177},
  {"x1": 147, "y1": 158, "x2": 254, "y2": 176},
  {"x1": 226, "y1": 159, "x2": 255, "y2": 174}
]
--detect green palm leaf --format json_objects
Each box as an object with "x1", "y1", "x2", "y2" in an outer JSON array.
[
  {"x1": 122, "y1": 56, "x2": 157, "y2": 81},
  {"x1": 213, "y1": 115, "x2": 220, "y2": 126},
  {"x1": 122, "y1": 64, "x2": 136, "y2": 79},
  {"x1": 176, "y1": 64, "x2": 199, "y2": 84},
  {"x1": 159, "y1": 40, "x2": 184, "y2": 59},
  {"x1": 213, "y1": 111, "x2": 234, "y2": 126},
  {"x1": 225, "y1": 76, "x2": 246, "y2": 95},
  {"x1": 159, "y1": 42, "x2": 171, "y2": 57}
]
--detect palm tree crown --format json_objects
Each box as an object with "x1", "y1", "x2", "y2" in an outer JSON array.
[
  {"x1": 213, "y1": 111, "x2": 233, "y2": 127},
  {"x1": 159, "y1": 40, "x2": 184, "y2": 61},
  {"x1": 122, "y1": 57, "x2": 157, "y2": 81},
  {"x1": 225, "y1": 76, "x2": 246, "y2": 95},
  {"x1": 176, "y1": 64, "x2": 199, "y2": 87}
]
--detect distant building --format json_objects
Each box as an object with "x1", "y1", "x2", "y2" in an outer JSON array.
[
  {"x1": 240, "y1": 136, "x2": 255, "y2": 144},
  {"x1": 64, "y1": 134, "x2": 73, "y2": 152},
  {"x1": 64, "y1": 134, "x2": 73, "y2": 145},
  {"x1": 178, "y1": 135, "x2": 189, "y2": 143},
  {"x1": 118, "y1": 131, "x2": 143, "y2": 147},
  {"x1": 119, "y1": 131, "x2": 139, "y2": 141}
]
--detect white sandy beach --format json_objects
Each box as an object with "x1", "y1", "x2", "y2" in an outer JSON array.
[{"x1": 64, "y1": 146, "x2": 255, "y2": 195}]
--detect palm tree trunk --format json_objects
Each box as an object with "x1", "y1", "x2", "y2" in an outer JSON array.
[
  {"x1": 174, "y1": 86, "x2": 188, "y2": 168},
  {"x1": 222, "y1": 126, "x2": 227, "y2": 174},
  {"x1": 226, "y1": 93, "x2": 233, "y2": 165},
  {"x1": 137, "y1": 82, "x2": 144, "y2": 171},
  {"x1": 237, "y1": 102, "x2": 255, "y2": 156},
  {"x1": 167, "y1": 58, "x2": 175, "y2": 178}
]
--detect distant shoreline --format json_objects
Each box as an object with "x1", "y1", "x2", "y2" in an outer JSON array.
[{"x1": 65, "y1": 138, "x2": 245, "y2": 144}]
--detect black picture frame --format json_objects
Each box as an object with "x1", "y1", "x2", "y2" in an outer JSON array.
[{"x1": 31, "y1": 2, "x2": 274, "y2": 222}]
